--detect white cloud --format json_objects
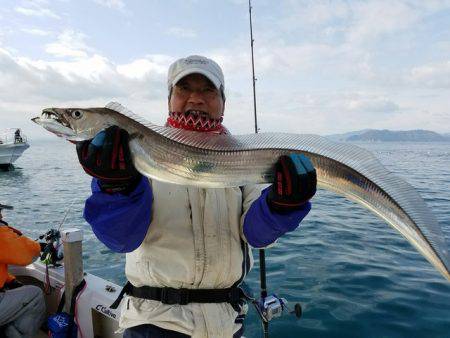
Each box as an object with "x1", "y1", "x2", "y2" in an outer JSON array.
[
  {"x1": 0, "y1": 47, "x2": 170, "y2": 101},
  {"x1": 282, "y1": 0, "x2": 349, "y2": 27},
  {"x1": 347, "y1": 98, "x2": 399, "y2": 113},
  {"x1": 409, "y1": 61, "x2": 450, "y2": 88},
  {"x1": 280, "y1": 1, "x2": 450, "y2": 46},
  {"x1": 21, "y1": 28, "x2": 52, "y2": 36},
  {"x1": 117, "y1": 56, "x2": 171, "y2": 79},
  {"x1": 15, "y1": 0, "x2": 60, "y2": 19},
  {"x1": 274, "y1": 0, "x2": 450, "y2": 85},
  {"x1": 45, "y1": 30, "x2": 91, "y2": 58},
  {"x1": 0, "y1": 46, "x2": 173, "y2": 141},
  {"x1": 346, "y1": 1, "x2": 419, "y2": 45},
  {"x1": 93, "y1": 0, "x2": 125, "y2": 10},
  {"x1": 166, "y1": 27, "x2": 197, "y2": 39}
]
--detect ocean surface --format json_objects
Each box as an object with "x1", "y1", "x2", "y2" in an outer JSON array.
[{"x1": 1, "y1": 139, "x2": 449, "y2": 338}]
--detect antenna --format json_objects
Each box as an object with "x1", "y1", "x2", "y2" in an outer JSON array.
[{"x1": 249, "y1": 2, "x2": 269, "y2": 338}]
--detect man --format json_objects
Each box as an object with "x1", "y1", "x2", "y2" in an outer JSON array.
[
  {"x1": 0, "y1": 204, "x2": 46, "y2": 337},
  {"x1": 76, "y1": 55, "x2": 316, "y2": 337},
  {"x1": 14, "y1": 130, "x2": 22, "y2": 144}
]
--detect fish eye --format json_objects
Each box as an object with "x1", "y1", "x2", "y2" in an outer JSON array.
[{"x1": 71, "y1": 110, "x2": 83, "y2": 119}]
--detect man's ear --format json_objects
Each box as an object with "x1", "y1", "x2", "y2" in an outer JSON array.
[
  {"x1": 168, "y1": 95, "x2": 173, "y2": 112},
  {"x1": 168, "y1": 87, "x2": 173, "y2": 111}
]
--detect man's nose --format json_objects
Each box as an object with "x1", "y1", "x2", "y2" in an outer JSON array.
[{"x1": 187, "y1": 91, "x2": 206, "y2": 105}]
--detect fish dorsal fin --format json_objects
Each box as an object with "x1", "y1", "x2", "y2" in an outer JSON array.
[{"x1": 105, "y1": 102, "x2": 161, "y2": 130}]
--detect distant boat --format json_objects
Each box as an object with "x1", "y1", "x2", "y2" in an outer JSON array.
[{"x1": 0, "y1": 128, "x2": 30, "y2": 170}]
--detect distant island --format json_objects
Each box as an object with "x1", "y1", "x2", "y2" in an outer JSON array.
[{"x1": 327, "y1": 129, "x2": 450, "y2": 142}]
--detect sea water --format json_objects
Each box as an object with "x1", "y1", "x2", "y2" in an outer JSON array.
[{"x1": 1, "y1": 139, "x2": 449, "y2": 337}]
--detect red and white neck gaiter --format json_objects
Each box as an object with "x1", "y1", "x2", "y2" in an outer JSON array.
[{"x1": 166, "y1": 110, "x2": 229, "y2": 135}]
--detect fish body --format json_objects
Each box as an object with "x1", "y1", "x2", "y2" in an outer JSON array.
[{"x1": 32, "y1": 102, "x2": 450, "y2": 281}]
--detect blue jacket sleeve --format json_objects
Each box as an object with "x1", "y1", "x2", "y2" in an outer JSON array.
[
  {"x1": 243, "y1": 187, "x2": 311, "y2": 248},
  {"x1": 83, "y1": 176, "x2": 153, "y2": 253}
]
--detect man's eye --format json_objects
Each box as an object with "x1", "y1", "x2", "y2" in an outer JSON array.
[{"x1": 204, "y1": 87, "x2": 216, "y2": 93}]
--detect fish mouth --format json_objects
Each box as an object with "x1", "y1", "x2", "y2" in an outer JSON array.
[
  {"x1": 31, "y1": 108, "x2": 75, "y2": 138},
  {"x1": 39, "y1": 109, "x2": 71, "y2": 128}
]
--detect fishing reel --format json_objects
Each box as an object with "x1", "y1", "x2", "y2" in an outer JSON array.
[
  {"x1": 40, "y1": 228, "x2": 61, "y2": 242},
  {"x1": 39, "y1": 229, "x2": 64, "y2": 266},
  {"x1": 254, "y1": 294, "x2": 302, "y2": 322}
]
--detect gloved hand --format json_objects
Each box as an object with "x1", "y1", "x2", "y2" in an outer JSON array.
[
  {"x1": 39, "y1": 242, "x2": 47, "y2": 252},
  {"x1": 267, "y1": 154, "x2": 317, "y2": 213},
  {"x1": 76, "y1": 126, "x2": 141, "y2": 193},
  {"x1": 40, "y1": 242, "x2": 58, "y2": 265}
]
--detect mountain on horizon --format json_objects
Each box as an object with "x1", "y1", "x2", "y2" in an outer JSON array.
[
  {"x1": 327, "y1": 129, "x2": 450, "y2": 142},
  {"x1": 327, "y1": 129, "x2": 373, "y2": 141}
]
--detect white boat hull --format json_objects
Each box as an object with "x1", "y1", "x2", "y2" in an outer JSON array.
[{"x1": 0, "y1": 142, "x2": 30, "y2": 165}]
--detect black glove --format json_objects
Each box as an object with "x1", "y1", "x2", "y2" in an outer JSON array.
[
  {"x1": 40, "y1": 242, "x2": 60, "y2": 265},
  {"x1": 267, "y1": 154, "x2": 317, "y2": 213},
  {"x1": 76, "y1": 126, "x2": 141, "y2": 193},
  {"x1": 40, "y1": 242, "x2": 55, "y2": 261}
]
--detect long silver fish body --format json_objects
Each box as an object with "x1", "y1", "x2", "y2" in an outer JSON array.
[{"x1": 32, "y1": 102, "x2": 450, "y2": 282}]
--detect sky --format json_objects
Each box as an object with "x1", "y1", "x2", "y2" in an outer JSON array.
[{"x1": 0, "y1": 0, "x2": 449, "y2": 139}]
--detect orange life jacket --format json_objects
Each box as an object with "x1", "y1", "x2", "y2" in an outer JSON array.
[{"x1": 0, "y1": 224, "x2": 40, "y2": 288}]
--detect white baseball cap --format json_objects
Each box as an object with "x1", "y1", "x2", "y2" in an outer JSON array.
[{"x1": 167, "y1": 55, "x2": 225, "y2": 94}]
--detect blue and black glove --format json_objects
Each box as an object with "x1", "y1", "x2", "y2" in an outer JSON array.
[
  {"x1": 267, "y1": 154, "x2": 317, "y2": 213},
  {"x1": 76, "y1": 126, "x2": 141, "y2": 194}
]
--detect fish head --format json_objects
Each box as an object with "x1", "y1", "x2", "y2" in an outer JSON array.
[{"x1": 32, "y1": 107, "x2": 115, "y2": 141}]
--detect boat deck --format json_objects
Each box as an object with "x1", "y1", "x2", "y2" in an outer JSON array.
[{"x1": 12, "y1": 262, "x2": 123, "y2": 338}]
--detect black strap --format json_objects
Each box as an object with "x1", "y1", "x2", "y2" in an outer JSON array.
[
  {"x1": 110, "y1": 281, "x2": 133, "y2": 309},
  {"x1": 70, "y1": 279, "x2": 86, "y2": 314},
  {"x1": 53, "y1": 279, "x2": 86, "y2": 338},
  {"x1": 56, "y1": 279, "x2": 87, "y2": 314},
  {"x1": 110, "y1": 281, "x2": 243, "y2": 309}
]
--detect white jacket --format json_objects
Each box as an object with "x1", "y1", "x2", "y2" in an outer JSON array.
[{"x1": 119, "y1": 179, "x2": 268, "y2": 337}]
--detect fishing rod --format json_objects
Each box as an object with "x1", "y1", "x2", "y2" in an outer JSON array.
[
  {"x1": 248, "y1": 1, "x2": 269, "y2": 337},
  {"x1": 36, "y1": 199, "x2": 76, "y2": 241},
  {"x1": 248, "y1": 3, "x2": 302, "y2": 337},
  {"x1": 249, "y1": 0, "x2": 259, "y2": 135},
  {"x1": 57, "y1": 199, "x2": 76, "y2": 232}
]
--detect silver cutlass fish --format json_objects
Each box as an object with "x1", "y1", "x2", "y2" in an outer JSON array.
[{"x1": 32, "y1": 102, "x2": 450, "y2": 282}]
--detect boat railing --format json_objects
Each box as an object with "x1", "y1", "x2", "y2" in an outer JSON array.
[{"x1": 0, "y1": 130, "x2": 28, "y2": 145}]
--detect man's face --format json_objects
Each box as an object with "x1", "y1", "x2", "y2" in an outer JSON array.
[{"x1": 168, "y1": 73, "x2": 224, "y2": 120}]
